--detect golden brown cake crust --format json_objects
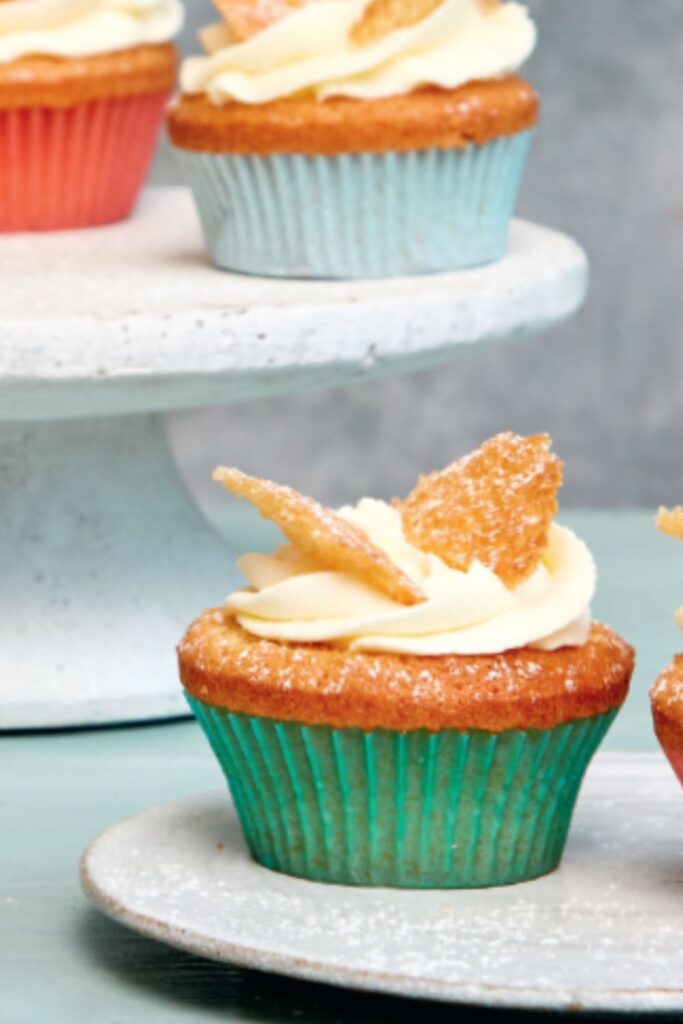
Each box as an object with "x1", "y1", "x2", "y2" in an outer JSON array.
[
  {"x1": 178, "y1": 613, "x2": 633, "y2": 733},
  {"x1": 167, "y1": 76, "x2": 539, "y2": 156},
  {"x1": 0, "y1": 44, "x2": 178, "y2": 109},
  {"x1": 651, "y1": 655, "x2": 683, "y2": 754}
]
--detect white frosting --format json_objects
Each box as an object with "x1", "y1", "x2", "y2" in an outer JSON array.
[
  {"x1": 227, "y1": 500, "x2": 595, "y2": 656},
  {"x1": 181, "y1": 0, "x2": 536, "y2": 105},
  {"x1": 0, "y1": 0, "x2": 183, "y2": 63}
]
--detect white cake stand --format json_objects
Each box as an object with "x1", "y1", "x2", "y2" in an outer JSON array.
[{"x1": 0, "y1": 188, "x2": 588, "y2": 730}]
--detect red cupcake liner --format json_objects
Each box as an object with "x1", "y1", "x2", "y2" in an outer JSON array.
[{"x1": 0, "y1": 89, "x2": 170, "y2": 232}]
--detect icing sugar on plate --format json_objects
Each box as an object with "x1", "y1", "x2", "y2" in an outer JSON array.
[{"x1": 81, "y1": 753, "x2": 683, "y2": 1013}]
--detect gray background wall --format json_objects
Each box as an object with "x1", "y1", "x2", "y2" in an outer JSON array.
[{"x1": 157, "y1": 0, "x2": 683, "y2": 510}]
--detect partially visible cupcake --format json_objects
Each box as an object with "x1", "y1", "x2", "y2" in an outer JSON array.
[
  {"x1": 168, "y1": 0, "x2": 539, "y2": 278},
  {"x1": 178, "y1": 434, "x2": 634, "y2": 888},
  {"x1": 650, "y1": 507, "x2": 683, "y2": 786},
  {"x1": 0, "y1": 0, "x2": 184, "y2": 231}
]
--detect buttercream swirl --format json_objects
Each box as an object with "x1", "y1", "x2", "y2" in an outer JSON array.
[
  {"x1": 0, "y1": 0, "x2": 183, "y2": 63},
  {"x1": 227, "y1": 500, "x2": 595, "y2": 656},
  {"x1": 181, "y1": 0, "x2": 536, "y2": 105}
]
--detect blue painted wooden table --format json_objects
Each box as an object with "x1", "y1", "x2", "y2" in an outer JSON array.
[{"x1": 2, "y1": 510, "x2": 680, "y2": 1023}]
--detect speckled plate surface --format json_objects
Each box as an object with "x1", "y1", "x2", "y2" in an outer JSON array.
[{"x1": 81, "y1": 753, "x2": 683, "y2": 1013}]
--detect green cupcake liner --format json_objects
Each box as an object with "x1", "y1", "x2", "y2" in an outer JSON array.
[{"x1": 187, "y1": 696, "x2": 617, "y2": 888}]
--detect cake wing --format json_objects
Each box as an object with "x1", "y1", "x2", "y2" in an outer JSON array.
[
  {"x1": 350, "y1": 0, "x2": 444, "y2": 46},
  {"x1": 213, "y1": 0, "x2": 308, "y2": 41},
  {"x1": 214, "y1": 467, "x2": 424, "y2": 605},
  {"x1": 656, "y1": 506, "x2": 683, "y2": 541},
  {"x1": 400, "y1": 432, "x2": 563, "y2": 588}
]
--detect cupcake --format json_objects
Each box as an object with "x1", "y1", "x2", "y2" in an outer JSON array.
[
  {"x1": 0, "y1": 0, "x2": 184, "y2": 231},
  {"x1": 168, "y1": 0, "x2": 539, "y2": 278},
  {"x1": 178, "y1": 434, "x2": 634, "y2": 888},
  {"x1": 650, "y1": 508, "x2": 683, "y2": 786}
]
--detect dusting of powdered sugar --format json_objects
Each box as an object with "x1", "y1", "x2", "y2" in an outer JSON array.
[{"x1": 84, "y1": 755, "x2": 683, "y2": 1012}]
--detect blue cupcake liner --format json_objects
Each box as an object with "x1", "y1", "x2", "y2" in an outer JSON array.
[
  {"x1": 187, "y1": 695, "x2": 616, "y2": 888},
  {"x1": 175, "y1": 131, "x2": 533, "y2": 279}
]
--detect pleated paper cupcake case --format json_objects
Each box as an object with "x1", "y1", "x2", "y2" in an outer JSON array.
[
  {"x1": 0, "y1": 89, "x2": 170, "y2": 231},
  {"x1": 177, "y1": 130, "x2": 533, "y2": 278},
  {"x1": 188, "y1": 696, "x2": 616, "y2": 888}
]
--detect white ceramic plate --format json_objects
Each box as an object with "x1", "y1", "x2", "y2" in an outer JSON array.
[{"x1": 82, "y1": 753, "x2": 683, "y2": 1013}]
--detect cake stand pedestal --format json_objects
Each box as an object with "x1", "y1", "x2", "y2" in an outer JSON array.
[{"x1": 0, "y1": 188, "x2": 588, "y2": 729}]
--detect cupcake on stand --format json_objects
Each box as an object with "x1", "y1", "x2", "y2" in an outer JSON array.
[
  {"x1": 0, "y1": 0, "x2": 184, "y2": 230},
  {"x1": 169, "y1": 0, "x2": 539, "y2": 278}
]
